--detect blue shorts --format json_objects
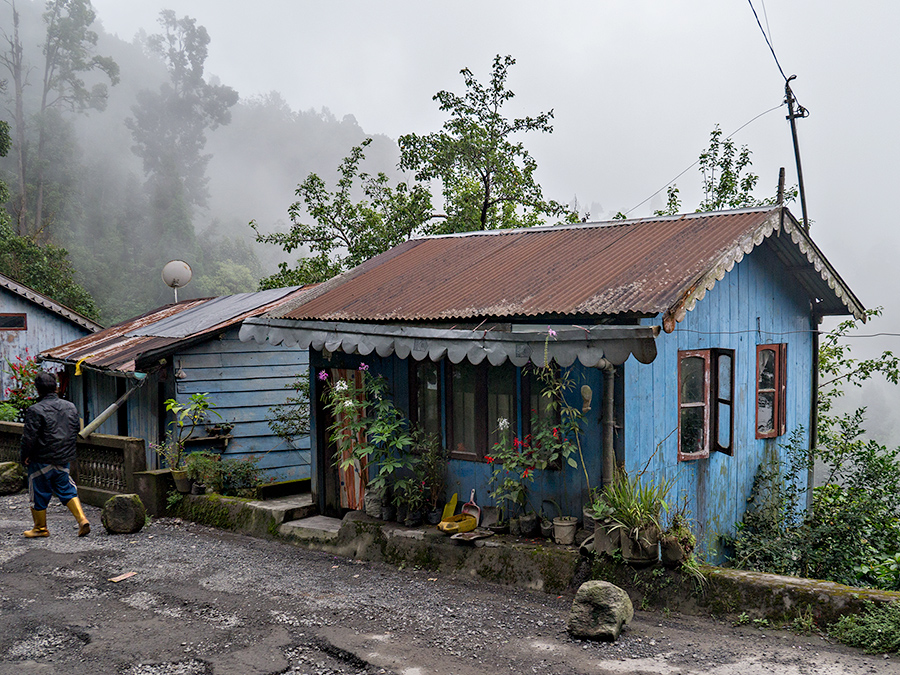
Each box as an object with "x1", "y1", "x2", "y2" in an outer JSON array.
[{"x1": 27, "y1": 463, "x2": 78, "y2": 510}]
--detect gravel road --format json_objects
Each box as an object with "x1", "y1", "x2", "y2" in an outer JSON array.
[{"x1": 1, "y1": 492, "x2": 896, "y2": 675}]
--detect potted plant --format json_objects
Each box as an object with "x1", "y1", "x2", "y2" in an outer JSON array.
[
  {"x1": 416, "y1": 430, "x2": 448, "y2": 525},
  {"x1": 604, "y1": 468, "x2": 671, "y2": 566},
  {"x1": 589, "y1": 492, "x2": 620, "y2": 555},
  {"x1": 151, "y1": 393, "x2": 220, "y2": 493},
  {"x1": 660, "y1": 512, "x2": 696, "y2": 567},
  {"x1": 185, "y1": 451, "x2": 221, "y2": 494}
]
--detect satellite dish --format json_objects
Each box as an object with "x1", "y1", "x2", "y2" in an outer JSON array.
[{"x1": 161, "y1": 260, "x2": 192, "y2": 303}]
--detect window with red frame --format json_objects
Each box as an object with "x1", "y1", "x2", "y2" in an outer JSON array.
[
  {"x1": 756, "y1": 343, "x2": 787, "y2": 438},
  {"x1": 678, "y1": 348, "x2": 734, "y2": 460}
]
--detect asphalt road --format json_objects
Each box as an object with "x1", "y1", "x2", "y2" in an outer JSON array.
[{"x1": 0, "y1": 492, "x2": 896, "y2": 675}]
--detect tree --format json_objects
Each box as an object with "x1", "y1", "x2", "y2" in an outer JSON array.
[
  {"x1": 126, "y1": 10, "x2": 238, "y2": 211},
  {"x1": 253, "y1": 137, "x2": 433, "y2": 288},
  {"x1": 649, "y1": 125, "x2": 796, "y2": 217},
  {"x1": 398, "y1": 54, "x2": 573, "y2": 233},
  {"x1": 0, "y1": 0, "x2": 119, "y2": 238}
]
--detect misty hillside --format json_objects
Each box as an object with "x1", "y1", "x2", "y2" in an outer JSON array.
[{"x1": 0, "y1": 0, "x2": 399, "y2": 324}]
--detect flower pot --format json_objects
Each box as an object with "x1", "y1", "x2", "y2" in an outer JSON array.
[
  {"x1": 190, "y1": 482, "x2": 207, "y2": 496},
  {"x1": 660, "y1": 535, "x2": 686, "y2": 567},
  {"x1": 582, "y1": 506, "x2": 597, "y2": 533},
  {"x1": 405, "y1": 510, "x2": 423, "y2": 527},
  {"x1": 553, "y1": 516, "x2": 578, "y2": 545},
  {"x1": 540, "y1": 518, "x2": 553, "y2": 538},
  {"x1": 426, "y1": 508, "x2": 443, "y2": 525},
  {"x1": 509, "y1": 516, "x2": 521, "y2": 536},
  {"x1": 593, "y1": 520, "x2": 621, "y2": 555},
  {"x1": 172, "y1": 469, "x2": 191, "y2": 494},
  {"x1": 381, "y1": 504, "x2": 396, "y2": 522},
  {"x1": 396, "y1": 504, "x2": 408, "y2": 523},
  {"x1": 488, "y1": 521, "x2": 509, "y2": 535},
  {"x1": 519, "y1": 512, "x2": 538, "y2": 536},
  {"x1": 364, "y1": 489, "x2": 382, "y2": 518},
  {"x1": 621, "y1": 526, "x2": 660, "y2": 566}
]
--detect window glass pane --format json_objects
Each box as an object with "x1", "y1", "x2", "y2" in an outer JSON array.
[
  {"x1": 680, "y1": 356, "x2": 705, "y2": 403},
  {"x1": 757, "y1": 391, "x2": 775, "y2": 434},
  {"x1": 451, "y1": 363, "x2": 477, "y2": 455},
  {"x1": 758, "y1": 348, "x2": 776, "y2": 390},
  {"x1": 488, "y1": 364, "x2": 517, "y2": 449},
  {"x1": 0, "y1": 314, "x2": 25, "y2": 329},
  {"x1": 529, "y1": 370, "x2": 556, "y2": 426},
  {"x1": 717, "y1": 353, "x2": 732, "y2": 401},
  {"x1": 680, "y1": 406, "x2": 705, "y2": 454},
  {"x1": 717, "y1": 402, "x2": 732, "y2": 448},
  {"x1": 416, "y1": 361, "x2": 440, "y2": 437}
]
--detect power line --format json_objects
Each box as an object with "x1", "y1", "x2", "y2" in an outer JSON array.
[
  {"x1": 747, "y1": 0, "x2": 787, "y2": 81},
  {"x1": 622, "y1": 103, "x2": 785, "y2": 217}
]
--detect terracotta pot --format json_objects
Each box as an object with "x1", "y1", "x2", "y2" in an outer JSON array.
[{"x1": 660, "y1": 535, "x2": 686, "y2": 567}]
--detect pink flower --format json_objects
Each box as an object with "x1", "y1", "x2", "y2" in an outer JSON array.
[
  {"x1": 318, "y1": 370, "x2": 329, "y2": 381},
  {"x1": 547, "y1": 327, "x2": 557, "y2": 337},
  {"x1": 358, "y1": 363, "x2": 369, "y2": 371}
]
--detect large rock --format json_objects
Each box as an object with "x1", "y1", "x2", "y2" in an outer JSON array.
[
  {"x1": 567, "y1": 580, "x2": 634, "y2": 641},
  {"x1": 0, "y1": 462, "x2": 26, "y2": 495},
  {"x1": 101, "y1": 494, "x2": 147, "y2": 534}
]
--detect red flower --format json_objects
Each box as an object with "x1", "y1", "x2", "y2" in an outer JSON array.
[
  {"x1": 513, "y1": 438, "x2": 522, "y2": 448},
  {"x1": 484, "y1": 456, "x2": 494, "y2": 464},
  {"x1": 552, "y1": 428, "x2": 559, "y2": 438},
  {"x1": 522, "y1": 468, "x2": 532, "y2": 478}
]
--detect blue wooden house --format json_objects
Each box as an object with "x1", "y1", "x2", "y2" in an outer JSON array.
[
  {"x1": 41, "y1": 287, "x2": 314, "y2": 481},
  {"x1": 239, "y1": 206, "x2": 864, "y2": 558},
  {"x1": 0, "y1": 273, "x2": 101, "y2": 395}
]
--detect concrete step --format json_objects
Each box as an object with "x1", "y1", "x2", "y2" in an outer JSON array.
[
  {"x1": 279, "y1": 515, "x2": 343, "y2": 542},
  {"x1": 245, "y1": 494, "x2": 316, "y2": 525}
]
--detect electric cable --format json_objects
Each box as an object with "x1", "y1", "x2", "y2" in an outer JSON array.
[{"x1": 747, "y1": 0, "x2": 787, "y2": 81}]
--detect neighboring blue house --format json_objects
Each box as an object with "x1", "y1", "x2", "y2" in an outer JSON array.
[
  {"x1": 240, "y1": 206, "x2": 864, "y2": 559},
  {"x1": 41, "y1": 287, "x2": 314, "y2": 481},
  {"x1": 0, "y1": 273, "x2": 101, "y2": 396}
]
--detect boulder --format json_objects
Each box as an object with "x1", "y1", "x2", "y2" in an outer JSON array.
[
  {"x1": 567, "y1": 580, "x2": 633, "y2": 641},
  {"x1": 101, "y1": 494, "x2": 147, "y2": 534},
  {"x1": 0, "y1": 462, "x2": 26, "y2": 495}
]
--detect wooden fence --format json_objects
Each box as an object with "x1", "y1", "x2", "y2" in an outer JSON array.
[{"x1": 0, "y1": 421, "x2": 146, "y2": 508}]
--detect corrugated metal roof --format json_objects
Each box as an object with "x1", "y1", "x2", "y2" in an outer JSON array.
[
  {"x1": 271, "y1": 207, "x2": 864, "y2": 331},
  {"x1": 41, "y1": 287, "x2": 309, "y2": 373},
  {"x1": 0, "y1": 272, "x2": 102, "y2": 333}
]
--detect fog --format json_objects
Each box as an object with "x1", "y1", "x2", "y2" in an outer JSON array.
[{"x1": 6, "y1": 1, "x2": 900, "y2": 442}]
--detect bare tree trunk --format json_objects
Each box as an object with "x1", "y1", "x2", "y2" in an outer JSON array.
[{"x1": 1, "y1": 3, "x2": 30, "y2": 236}]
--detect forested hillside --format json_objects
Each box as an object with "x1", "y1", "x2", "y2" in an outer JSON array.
[{"x1": 0, "y1": 0, "x2": 398, "y2": 324}]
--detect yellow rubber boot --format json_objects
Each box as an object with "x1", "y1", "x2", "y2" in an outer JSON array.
[
  {"x1": 66, "y1": 497, "x2": 91, "y2": 537},
  {"x1": 24, "y1": 509, "x2": 49, "y2": 538}
]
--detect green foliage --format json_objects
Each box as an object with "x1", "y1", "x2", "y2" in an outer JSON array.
[
  {"x1": 322, "y1": 366, "x2": 415, "y2": 495},
  {"x1": 266, "y1": 372, "x2": 310, "y2": 444},
  {"x1": 652, "y1": 124, "x2": 797, "y2": 217},
  {"x1": 0, "y1": 402, "x2": 20, "y2": 421},
  {"x1": 184, "y1": 451, "x2": 264, "y2": 498},
  {"x1": 2, "y1": 351, "x2": 41, "y2": 417},
  {"x1": 601, "y1": 467, "x2": 671, "y2": 540},
  {"x1": 829, "y1": 602, "x2": 900, "y2": 654},
  {"x1": 0, "y1": 220, "x2": 100, "y2": 320},
  {"x1": 729, "y1": 312, "x2": 900, "y2": 588},
  {"x1": 399, "y1": 55, "x2": 574, "y2": 233},
  {"x1": 151, "y1": 393, "x2": 221, "y2": 470},
  {"x1": 254, "y1": 137, "x2": 432, "y2": 286},
  {"x1": 486, "y1": 363, "x2": 584, "y2": 516}
]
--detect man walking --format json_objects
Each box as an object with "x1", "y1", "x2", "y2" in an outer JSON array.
[{"x1": 20, "y1": 372, "x2": 90, "y2": 537}]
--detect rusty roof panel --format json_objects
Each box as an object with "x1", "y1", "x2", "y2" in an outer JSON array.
[
  {"x1": 270, "y1": 207, "x2": 864, "y2": 326},
  {"x1": 41, "y1": 287, "x2": 312, "y2": 373}
]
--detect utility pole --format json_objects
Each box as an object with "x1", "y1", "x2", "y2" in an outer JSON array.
[{"x1": 785, "y1": 75, "x2": 810, "y2": 229}]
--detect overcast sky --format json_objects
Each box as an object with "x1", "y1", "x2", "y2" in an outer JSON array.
[{"x1": 90, "y1": 1, "x2": 900, "y2": 437}]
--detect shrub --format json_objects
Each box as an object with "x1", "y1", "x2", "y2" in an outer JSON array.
[{"x1": 829, "y1": 602, "x2": 900, "y2": 654}]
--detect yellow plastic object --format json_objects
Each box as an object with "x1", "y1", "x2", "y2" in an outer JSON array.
[
  {"x1": 437, "y1": 513, "x2": 476, "y2": 535},
  {"x1": 442, "y1": 493, "x2": 458, "y2": 521}
]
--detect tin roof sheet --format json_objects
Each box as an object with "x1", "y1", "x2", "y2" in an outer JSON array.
[
  {"x1": 41, "y1": 287, "x2": 308, "y2": 373},
  {"x1": 271, "y1": 206, "x2": 864, "y2": 330}
]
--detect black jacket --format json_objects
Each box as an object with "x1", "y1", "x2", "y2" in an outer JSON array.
[{"x1": 19, "y1": 393, "x2": 80, "y2": 465}]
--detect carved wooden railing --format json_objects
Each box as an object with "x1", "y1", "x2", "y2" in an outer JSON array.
[{"x1": 0, "y1": 422, "x2": 146, "y2": 507}]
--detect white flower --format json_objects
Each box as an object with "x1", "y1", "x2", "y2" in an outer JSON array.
[
  {"x1": 497, "y1": 417, "x2": 510, "y2": 431},
  {"x1": 333, "y1": 380, "x2": 348, "y2": 392}
]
